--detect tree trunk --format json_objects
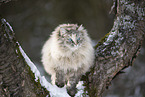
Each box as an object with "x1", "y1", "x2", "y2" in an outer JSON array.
[
  {"x1": 0, "y1": 0, "x2": 144, "y2": 97},
  {"x1": 84, "y1": 0, "x2": 145, "y2": 96},
  {"x1": 0, "y1": 18, "x2": 50, "y2": 97}
]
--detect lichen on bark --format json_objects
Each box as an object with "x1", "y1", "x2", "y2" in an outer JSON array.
[{"x1": 84, "y1": 0, "x2": 145, "y2": 97}]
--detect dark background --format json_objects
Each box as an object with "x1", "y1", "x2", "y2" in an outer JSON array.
[{"x1": 0, "y1": 0, "x2": 145, "y2": 97}]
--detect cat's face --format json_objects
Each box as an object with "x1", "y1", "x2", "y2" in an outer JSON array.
[{"x1": 58, "y1": 25, "x2": 86, "y2": 51}]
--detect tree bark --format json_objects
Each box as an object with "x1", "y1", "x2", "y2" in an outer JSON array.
[
  {"x1": 0, "y1": 0, "x2": 144, "y2": 97},
  {"x1": 84, "y1": 0, "x2": 145, "y2": 97},
  {"x1": 0, "y1": 18, "x2": 50, "y2": 97},
  {"x1": 0, "y1": 0, "x2": 13, "y2": 5}
]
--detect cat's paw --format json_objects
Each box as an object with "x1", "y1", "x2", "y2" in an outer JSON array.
[
  {"x1": 55, "y1": 80, "x2": 65, "y2": 88},
  {"x1": 66, "y1": 86, "x2": 77, "y2": 97}
]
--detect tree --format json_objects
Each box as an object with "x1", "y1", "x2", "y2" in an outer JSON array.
[{"x1": 0, "y1": 0, "x2": 144, "y2": 97}]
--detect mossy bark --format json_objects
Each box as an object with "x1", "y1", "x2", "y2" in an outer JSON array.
[
  {"x1": 0, "y1": 18, "x2": 50, "y2": 97},
  {"x1": 84, "y1": 0, "x2": 145, "y2": 97}
]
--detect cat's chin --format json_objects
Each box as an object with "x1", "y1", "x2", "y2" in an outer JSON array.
[{"x1": 69, "y1": 46, "x2": 80, "y2": 51}]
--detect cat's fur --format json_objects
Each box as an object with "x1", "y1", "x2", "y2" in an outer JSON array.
[{"x1": 41, "y1": 24, "x2": 94, "y2": 96}]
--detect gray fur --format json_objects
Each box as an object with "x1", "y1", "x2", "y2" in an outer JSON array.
[{"x1": 41, "y1": 24, "x2": 95, "y2": 96}]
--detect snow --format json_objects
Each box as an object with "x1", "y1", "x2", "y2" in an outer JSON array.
[
  {"x1": 2, "y1": 18, "x2": 14, "y2": 32},
  {"x1": 18, "y1": 43, "x2": 84, "y2": 97},
  {"x1": 76, "y1": 81, "x2": 85, "y2": 97},
  {"x1": 18, "y1": 44, "x2": 41, "y2": 82},
  {"x1": 1, "y1": 18, "x2": 14, "y2": 40}
]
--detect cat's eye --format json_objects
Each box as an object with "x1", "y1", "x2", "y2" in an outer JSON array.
[
  {"x1": 77, "y1": 37, "x2": 80, "y2": 41},
  {"x1": 68, "y1": 38, "x2": 73, "y2": 42}
]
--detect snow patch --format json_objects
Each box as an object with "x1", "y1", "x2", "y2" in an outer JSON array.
[
  {"x1": 2, "y1": 18, "x2": 14, "y2": 32},
  {"x1": 18, "y1": 44, "x2": 41, "y2": 82},
  {"x1": 76, "y1": 81, "x2": 85, "y2": 97},
  {"x1": 1, "y1": 18, "x2": 14, "y2": 40}
]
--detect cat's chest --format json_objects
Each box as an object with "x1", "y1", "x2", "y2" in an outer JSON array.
[
  {"x1": 58, "y1": 51, "x2": 82, "y2": 62},
  {"x1": 56, "y1": 51, "x2": 85, "y2": 69}
]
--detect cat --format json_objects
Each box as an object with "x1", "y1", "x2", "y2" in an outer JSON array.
[{"x1": 41, "y1": 24, "x2": 94, "y2": 96}]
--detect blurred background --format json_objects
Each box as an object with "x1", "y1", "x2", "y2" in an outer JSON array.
[{"x1": 0, "y1": 0, "x2": 145, "y2": 97}]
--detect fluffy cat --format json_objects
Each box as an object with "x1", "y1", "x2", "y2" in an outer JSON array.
[{"x1": 41, "y1": 24, "x2": 94, "y2": 96}]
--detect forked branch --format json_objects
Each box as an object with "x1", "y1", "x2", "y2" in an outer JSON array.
[{"x1": 0, "y1": 0, "x2": 144, "y2": 97}]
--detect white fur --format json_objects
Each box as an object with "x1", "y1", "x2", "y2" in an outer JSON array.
[{"x1": 41, "y1": 24, "x2": 95, "y2": 84}]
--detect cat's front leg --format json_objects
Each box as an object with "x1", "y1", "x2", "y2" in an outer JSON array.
[
  {"x1": 55, "y1": 69, "x2": 66, "y2": 88},
  {"x1": 66, "y1": 70, "x2": 82, "y2": 97}
]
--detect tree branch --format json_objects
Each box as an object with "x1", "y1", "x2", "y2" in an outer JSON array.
[
  {"x1": 84, "y1": 0, "x2": 145, "y2": 97},
  {"x1": 0, "y1": 18, "x2": 49, "y2": 97},
  {"x1": 0, "y1": 0, "x2": 13, "y2": 5}
]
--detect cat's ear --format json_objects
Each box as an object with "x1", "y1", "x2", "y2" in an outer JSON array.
[
  {"x1": 78, "y1": 25, "x2": 84, "y2": 31},
  {"x1": 60, "y1": 27, "x2": 66, "y2": 36}
]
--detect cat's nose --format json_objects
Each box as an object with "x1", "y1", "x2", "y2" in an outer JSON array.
[
  {"x1": 74, "y1": 41, "x2": 78, "y2": 45},
  {"x1": 73, "y1": 39, "x2": 78, "y2": 45},
  {"x1": 71, "y1": 35, "x2": 77, "y2": 45}
]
